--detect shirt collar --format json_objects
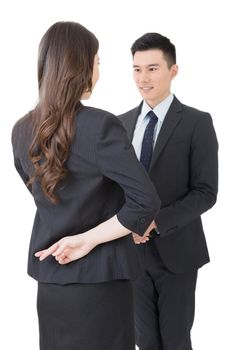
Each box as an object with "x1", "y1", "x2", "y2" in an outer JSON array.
[{"x1": 140, "y1": 93, "x2": 174, "y2": 123}]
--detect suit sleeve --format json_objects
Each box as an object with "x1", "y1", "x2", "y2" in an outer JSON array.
[
  {"x1": 96, "y1": 114, "x2": 161, "y2": 235},
  {"x1": 156, "y1": 113, "x2": 218, "y2": 237},
  {"x1": 12, "y1": 124, "x2": 32, "y2": 193}
]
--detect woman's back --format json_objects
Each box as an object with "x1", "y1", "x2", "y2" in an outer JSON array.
[{"x1": 12, "y1": 105, "x2": 159, "y2": 284}]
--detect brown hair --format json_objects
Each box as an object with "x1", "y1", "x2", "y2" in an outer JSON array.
[{"x1": 28, "y1": 21, "x2": 99, "y2": 203}]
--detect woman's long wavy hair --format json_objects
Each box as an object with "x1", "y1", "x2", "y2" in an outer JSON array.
[{"x1": 28, "y1": 22, "x2": 99, "y2": 203}]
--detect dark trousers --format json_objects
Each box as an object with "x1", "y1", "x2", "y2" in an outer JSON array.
[
  {"x1": 134, "y1": 242, "x2": 197, "y2": 350},
  {"x1": 37, "y1": 280, "x2": 135, "y2": 350}
]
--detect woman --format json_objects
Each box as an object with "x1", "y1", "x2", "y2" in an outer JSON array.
[{"x1": 12, "y1": 21, "x2": 160, "y2": 350}]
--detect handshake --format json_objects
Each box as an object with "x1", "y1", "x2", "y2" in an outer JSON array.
[{"x1": 132, "y1": 220, "x2": 159, "y2": 244}]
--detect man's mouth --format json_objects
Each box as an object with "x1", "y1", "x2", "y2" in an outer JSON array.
[{"x1": 140, "y1": 87, "x2": 153, "y2": 91}]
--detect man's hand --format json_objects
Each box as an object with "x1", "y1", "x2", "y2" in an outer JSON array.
[
  {"x1": 132, "y1": 220, "x2": 157, "y2": 244},
  {"x1": 132, "y1": 232, "x2": 150, "y2": 244}
]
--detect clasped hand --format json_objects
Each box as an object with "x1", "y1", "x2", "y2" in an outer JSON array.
[{"x1": 132, "y1": 220, "x2": 157, "y2": 244}]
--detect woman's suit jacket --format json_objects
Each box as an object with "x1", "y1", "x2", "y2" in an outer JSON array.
[{"x1": 12, "y1": 105, "x2": 160, "y2": 284}]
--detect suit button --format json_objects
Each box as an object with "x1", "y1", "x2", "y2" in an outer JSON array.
[{"x1": 140, "y1": 218, "x2": 146, "y2": 223}]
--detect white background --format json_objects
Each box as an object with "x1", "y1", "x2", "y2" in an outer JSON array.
[{"x1": 0, "y1": 0, "x2": 232, "y2": 349}]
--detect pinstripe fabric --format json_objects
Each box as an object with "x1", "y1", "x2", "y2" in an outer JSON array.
[{"x1": 12, "y1": 105, "x2": 160, "y2": 284}]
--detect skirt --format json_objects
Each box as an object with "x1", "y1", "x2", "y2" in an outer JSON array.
[{"x1": 37, "y1": 280, "x2": 135, "y2": 350}]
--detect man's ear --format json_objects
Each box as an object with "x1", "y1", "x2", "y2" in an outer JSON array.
[{"x1": 170, "y1": 64, "x2": 178, "y2": 80}]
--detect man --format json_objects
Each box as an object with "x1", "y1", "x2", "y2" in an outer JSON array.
[{"x1": 118, "y1": 33, "x2": 218, "y2": 350}]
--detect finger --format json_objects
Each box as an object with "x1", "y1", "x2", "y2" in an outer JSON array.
[
  {"x1": 143, "y1": 233, "x2": 150, "y2": 238},
  {"x1": 134, "y1": 238, "x2": 143, "y2": 244},
  {"x1": 38, "y1": 243, "x2": 59, "y2": 261},
  {"x1": 52, "y1": 239, "x2": 69, "y2": 257},
  {"x1": 55, "y1": 252, "x2": 66, "y2": 262},
  {"x1": 135, "y1": 236, "x2": 148, "y2": 243},
  {"x1": 35, "y1": 250, "x2": 44, "y2": 257},
  {"x1": 59, "y1": 257, "x2": 71, "y2": 265},
  {"x1": 137, "y1": 237, "x2": 149, "y2": 244},
  {"x1": 52, "y1": 244, "x2": 65, "y2": 257}
]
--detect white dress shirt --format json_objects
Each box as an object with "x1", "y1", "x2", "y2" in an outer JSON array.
[{"x1": 132, "y1": 94, "x2": 174, "y2": 159}]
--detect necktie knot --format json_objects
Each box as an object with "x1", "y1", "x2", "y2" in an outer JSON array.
[{"x1": 147, "y1": 110, "x2": 158, "y2": 123}]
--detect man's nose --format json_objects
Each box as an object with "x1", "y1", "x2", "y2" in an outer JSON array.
[{"x1": 140, "y1": 71, "x2": 150, "y2": 83}]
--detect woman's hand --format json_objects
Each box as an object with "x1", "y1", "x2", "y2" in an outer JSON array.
[
  {"x1": 132, "y1": 232, "x2": 150, "y2": 244},
  {"x1": 34, "y1": 233, "x2": 96, "y2": 265},
  {"x1": 132, "y1": 220, "x2": 157, "y2": 244}
]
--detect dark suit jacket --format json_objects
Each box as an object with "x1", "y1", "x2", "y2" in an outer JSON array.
[
  {"x1": 119, "y1": 96, "x2": 218, "y2": 273},
  {"x1": 12, "y1": 105, "x2": 160, "y2": 284}
]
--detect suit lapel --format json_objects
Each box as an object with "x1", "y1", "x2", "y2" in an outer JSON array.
[
  {"x1": 122, "y1": 103, "x2": 143, "y2": 142},
  {"x1": 149, "y1": 96, "x2": 183, "y2": 171}
]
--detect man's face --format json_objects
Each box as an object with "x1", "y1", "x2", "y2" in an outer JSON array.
[{"x1": 133, "y1": 49, "x2": 178, "y2": 108}]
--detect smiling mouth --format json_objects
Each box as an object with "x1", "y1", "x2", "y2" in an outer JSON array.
[{"x1": 140, "y1": 87, "x2": 153, "y2": 91}]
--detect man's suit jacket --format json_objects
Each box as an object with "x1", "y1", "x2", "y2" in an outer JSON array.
[
  {"x1": 12, "y1": 105, "x2": 160, "y2": 284},
  {"x1": 119, "y1": 96, "x2": 218, "y2": 273}
]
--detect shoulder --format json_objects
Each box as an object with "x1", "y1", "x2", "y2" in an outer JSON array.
[
  {"x1": 118, "y1": 105, "x2": 141, "y2": 121},
  {"x1": 169, "y1": 97, "x2": 213, "y2": 133},
  {"x1": 12, "y1": 112, "x2": 33, "y2": 144},
  {"x1": 174, "y1": 99, "x2": 217, "y2": 144},
  {"x1": 12, "y1": 112, "x2": 32, "y2": 130},
  {"x1": 77, "y1": 105, "x2": 125, "y2": 131},
  {"x1": 173, "y1": 96, "x2": 211, "y2": 122},
  {"x1": 77, "y1": 105, "x2": 115, "y2": 121},
  {"x1": 180, "y1": 104, "x2": 214, "y2": 135},
  {"x1": 182, "y1": 103, "x2": 211, "y2": 120}
]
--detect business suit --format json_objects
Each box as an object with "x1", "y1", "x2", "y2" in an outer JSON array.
[
  {"x1": 119, "y1": 96, "x2": 218, "y2": 350},
  {"x1": 12, "y1": 105, "x2": 160, "y2": 349}
]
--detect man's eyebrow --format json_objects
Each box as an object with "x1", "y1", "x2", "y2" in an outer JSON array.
[{"x1": 133, "y1": 63, "x2": 160, "y2": 67}]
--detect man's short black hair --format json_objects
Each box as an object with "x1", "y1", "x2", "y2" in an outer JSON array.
[{"x1": 131, "y1": 33, "x2": 176, "y2": 68}]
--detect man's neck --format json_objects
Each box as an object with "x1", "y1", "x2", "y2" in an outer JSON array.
[{"x1": 145, "y1": 91, "x2": 171, "y2": 109}]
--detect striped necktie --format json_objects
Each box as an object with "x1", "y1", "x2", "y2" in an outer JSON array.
[{"x1": 139, "y1": 110, "x2": 158, "y2": 171}]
